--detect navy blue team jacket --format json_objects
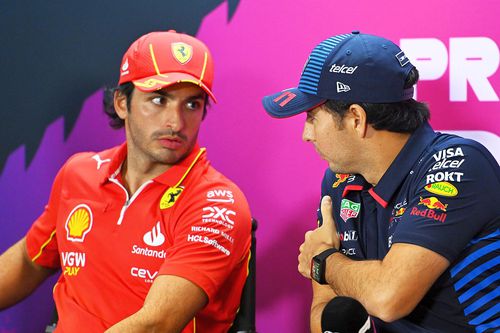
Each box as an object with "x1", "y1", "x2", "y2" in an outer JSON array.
[{"x1": 318, "y1": 123, "x2": 499, "y2": 333}]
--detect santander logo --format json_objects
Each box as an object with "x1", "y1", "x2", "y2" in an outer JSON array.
[{"x1": 143, "y1": 221, "x2": 165, "y2": 247}]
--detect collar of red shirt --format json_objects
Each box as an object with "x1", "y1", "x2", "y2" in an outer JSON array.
[{"x1": 100, "y1": 142, "x2": 206, "y2": 187}]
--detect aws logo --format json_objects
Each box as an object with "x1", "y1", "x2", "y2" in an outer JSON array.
[
  {"x1": 160, "y1": 186, "x2": 184, "y2": 209},
  {"x1": 65, "y1": 204, "x2": 93, "y2": 242}
]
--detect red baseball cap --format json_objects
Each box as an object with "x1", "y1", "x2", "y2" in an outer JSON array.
[{"x1": 118, "y1": 30, "x2": 216, "y2": 102}]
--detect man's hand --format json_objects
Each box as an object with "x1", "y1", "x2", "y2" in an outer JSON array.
[{"x1": 298, "y1": 196, "x2": 340, "y2": 279}]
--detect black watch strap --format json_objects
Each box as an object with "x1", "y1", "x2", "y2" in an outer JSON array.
[{"x1": 311, "y1": 248, "x2": 338, "y2": 284}]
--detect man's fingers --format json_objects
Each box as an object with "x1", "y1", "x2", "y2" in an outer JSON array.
[{"x1": 320, "y1": 196, "x2": 336, "y2": 234}]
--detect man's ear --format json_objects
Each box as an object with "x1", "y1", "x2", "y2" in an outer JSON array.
[
  {"x1": 114, "y1": 90, "x2": 129, "y2": 120},
  {"x1": 347, "y1": 104, "x2": 368, "y2": 138}
]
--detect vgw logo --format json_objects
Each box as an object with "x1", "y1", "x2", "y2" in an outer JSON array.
[{"x1": 61, "y1": 251, "x2": 86, "y2": 276}]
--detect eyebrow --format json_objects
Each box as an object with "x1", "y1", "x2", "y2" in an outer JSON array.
[{"x1": 153, "y1": 90, "x2": 205, "y2": 100}]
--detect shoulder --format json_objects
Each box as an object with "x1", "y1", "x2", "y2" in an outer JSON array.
[
  {"x1": 59, "y1": 146, "x2": 121, "y2": 180},
  {"x1": 413, "y1": 133, "x2": 499, "y2": 186},
  {"x1": 196, "y1": 164, "x2": 249, "y2": 204}
]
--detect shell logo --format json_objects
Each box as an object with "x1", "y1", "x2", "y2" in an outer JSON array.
[{"x1": 65, "y1": 204, "x2": 93, "y2": 242}]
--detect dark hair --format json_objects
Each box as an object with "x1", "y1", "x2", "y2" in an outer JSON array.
[
  {"x1": 323, "y1": 67, "x2": 430, "y2": 133},
  {"x1": 103, "y1": 82, "x2": 210, "y2": 129}
]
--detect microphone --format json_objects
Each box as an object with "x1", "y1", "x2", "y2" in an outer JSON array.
[{"x1": 321, "y1": 296, "x2": 373, "y2": 333}]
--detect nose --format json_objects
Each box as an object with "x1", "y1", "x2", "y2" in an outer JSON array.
[
  {"x1": 302, "y1": 121, "x2": 314, "y2": 142},
  {"x1": 163, "y1": 103, "x2": 184, "y2": 132}
]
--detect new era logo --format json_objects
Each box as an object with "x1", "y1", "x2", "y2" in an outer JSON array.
[{"x1": 336, "y1": 81, "x2": 350, "y2": 93}]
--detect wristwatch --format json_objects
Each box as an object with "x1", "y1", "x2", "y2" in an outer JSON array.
[{"x1": 311, "y1": 248, "x2": 338, "y2": 284}]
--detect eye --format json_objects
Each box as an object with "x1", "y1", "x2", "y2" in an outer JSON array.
[
  {"x1": 186, "y1": 100, "x2": 202, "y2": 111},
  {"x1": 151, "y1": 96, "x2": 165, "y2": 106}
]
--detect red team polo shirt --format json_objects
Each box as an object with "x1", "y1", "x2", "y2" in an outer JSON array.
[{"x1": 25, "y1": 143, "x2": 252, "y2": 332}]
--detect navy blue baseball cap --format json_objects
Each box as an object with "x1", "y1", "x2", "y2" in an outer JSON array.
[{"x1": 262, "y1": 31, "x2": 415, "y2": 118}]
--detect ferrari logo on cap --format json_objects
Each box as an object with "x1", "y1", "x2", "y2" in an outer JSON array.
[{"x1": 171, "y1": 42, "x2": 193, "y2": 64}]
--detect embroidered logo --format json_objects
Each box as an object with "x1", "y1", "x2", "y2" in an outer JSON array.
[
  {"x1": 160, "y1": 186, "x2": 184, "y2": 209},
  {"x1": 332, "y1": 173, "x2": 350, "y2": 188},
  {"x1": 171, "y1": 42, "x2": 193, "y2": 64},
  {"x1": 424, "y1": 182, "x2": 458, "y2": 197},
  {"x1": 65, "y1": 204, "x2": 93, "y2": 242},
  {"x1": 92, "y1": 154, "x2": 111, "y2": 170},
  {"x1": 143, "y1": 221, "x2": 165, "y2": 247},
  {"x1": 418, "y1": 196, "x2": 448, "y2": 212},
  {"x1": 121, "y1": 58, "x2": 130, "y2": 76},
  {"x1": 336, "y1": 81, "x2": 350, "y2": 93},
  {"x1": 340, "y1": 199, "x2": 361, "y2": 222},
  {"x1": 395, "y1": 50, "x2": 410, "y2": 66}
]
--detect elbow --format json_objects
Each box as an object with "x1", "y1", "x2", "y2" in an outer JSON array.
[{"x1": 366, "y1": 290, "x2": 416, "y2": 323}]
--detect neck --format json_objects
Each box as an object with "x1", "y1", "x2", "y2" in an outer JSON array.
[
  {"x1": 359, "y1": 130, "x2": 411, "y2": 186},
  {"x1": 120, "y1": 156, "x2": 171, "y2": 196}
]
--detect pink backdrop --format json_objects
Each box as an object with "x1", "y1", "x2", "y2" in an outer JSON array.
[
  {"x1": 0, "y1": 0, "x2": 498, "y2": 332},
  {"x1": 196, "y1": 0, "x2": 500, "y2": 331}
]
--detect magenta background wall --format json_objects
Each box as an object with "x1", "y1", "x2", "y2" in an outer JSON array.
[{"x1": 1, "y1": 0, "x2": 499, "y2": 332}]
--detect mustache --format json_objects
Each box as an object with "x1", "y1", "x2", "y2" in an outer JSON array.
[{"x1": 152, "y1": 128, "x2": 187, "y2": 141}]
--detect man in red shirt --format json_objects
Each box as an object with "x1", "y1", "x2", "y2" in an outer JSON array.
[{"x1": 0, "y1": 30, "x2": 252, "y2": 333}]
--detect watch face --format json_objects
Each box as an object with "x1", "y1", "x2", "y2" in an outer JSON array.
[{"x1": 311, "y1": 259, "x2": 322, "y2": 282}]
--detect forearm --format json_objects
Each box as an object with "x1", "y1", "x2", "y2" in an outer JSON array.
[
  {"x1": 310, "y1": 282, "x2": 337, "y2": 333},
  {"x1": 0, "y1": 238, "x2": 55, "y2": 309},
  {"x1": 323, "y1": 245, "x2": 449, "y2": 322},
  {"x1": 324, "y1": 253, "x2": 392, "y2": 320},
  {"x1": 105, "y1": 275, "x2": 207, "y2": 333},
  {"x1": 105, "y1": 307, "x2": 169, "y2": 333}
]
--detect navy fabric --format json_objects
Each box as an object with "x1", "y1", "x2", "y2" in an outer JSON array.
[
  {"x1": 318, "y1": 123, "x2": 500, "y2": 332},
  {"x1": 262, "y1": 31, "x2": 415, "y2": 118}
]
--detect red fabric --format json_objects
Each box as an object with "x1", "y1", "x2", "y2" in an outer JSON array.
[{"x1": 25, "y1": 144, "x2": 251, "y2": 332}]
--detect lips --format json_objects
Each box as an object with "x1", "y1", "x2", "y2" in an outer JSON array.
[{"x1": 158, "y1": 137, "x2": 183, "y2": 149}]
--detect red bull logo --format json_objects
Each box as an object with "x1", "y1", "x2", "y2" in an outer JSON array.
[
  {"x1": 394, "y1": 207, "x2": 406, "y2": 217},
  {"x1": 418, "y1": 196, "x2": 448, "y2": 212},
  {"x1": 333, "y1": 173, "x2": 350, "y2": 188},
  {"x1": 410, "y1": 207, "x2": 447, "y2": 223}
]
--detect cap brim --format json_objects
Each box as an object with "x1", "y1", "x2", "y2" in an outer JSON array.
[
  {"x1": 132, "y1": 72, "x2": 217, "y2": 103},
  {"x1": 262, "y1": 88, "x2": 326, "y2": 118}
]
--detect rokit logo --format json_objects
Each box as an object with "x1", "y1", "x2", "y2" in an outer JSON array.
[
  {"x1": 61, "y1": 251, "x2": 86, "y2": 276},
  {"x1": 206, "y1": 189, "x2": 234, "y2": 204},
  {"x1": 426, "y1": 171, "x2": 464, "y2": 184}
]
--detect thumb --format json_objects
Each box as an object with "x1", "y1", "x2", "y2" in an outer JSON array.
[{"x1": 320, "y1": 195, "x2": 336, "y2": 235}]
